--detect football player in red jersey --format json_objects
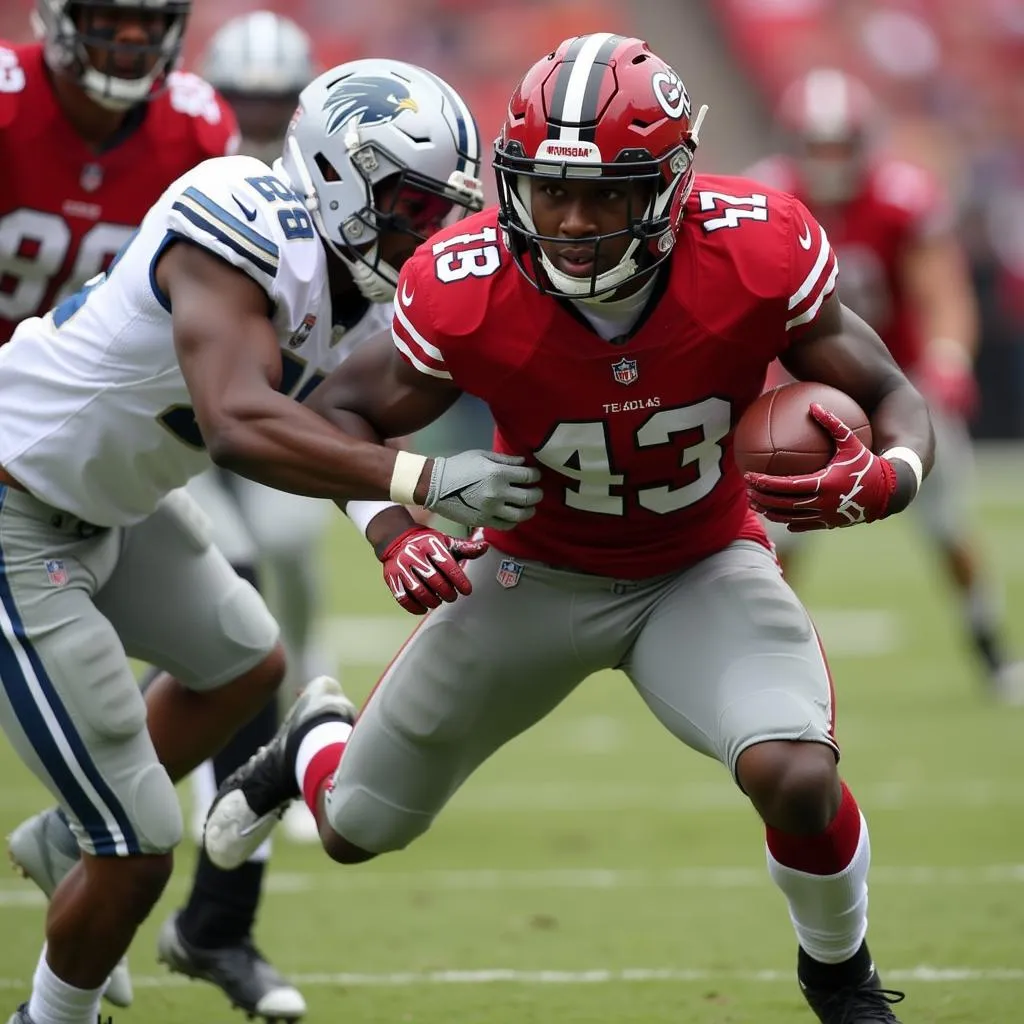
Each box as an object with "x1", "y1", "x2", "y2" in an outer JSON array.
[
  {"x1": 0, "y1": 0, "x2": 238, "y2": 345},
  {"x1": 204, "y1": 35, "x2": 935, "y2": 1024},
  {"x1": 749, "y1": 67, "x2": 1022, "y2": 698}
]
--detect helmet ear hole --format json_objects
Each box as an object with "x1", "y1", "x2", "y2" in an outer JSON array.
[{"x1": 314, "y1": 153, "x2": 341, "y2": 182}]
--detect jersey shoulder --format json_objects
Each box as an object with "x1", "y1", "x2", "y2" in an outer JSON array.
[
  {"x1": 146, "y1": 71, "x2": 239, "y2": 162},
  {"x1": 0, "y1": 42, "x2": 45, "y2": 131},
  {"x1": 679, "y1": 174, "x2": 836, "y2": 335},
  {"x1": 162, "y1": 155, "x2": 319, "y2": 301},
  {"x1": 683, "y1": 173, "x2": 807, "y2": 270},
  {"x1": 393, "y1": 207, "x2": 517, "y2": 379},
  {"x1": 399, "y1": 206, "x2": 512, "y2": 334},
  {"x1": 862, "y1": 157, "x2": 951, "y2": 235}
]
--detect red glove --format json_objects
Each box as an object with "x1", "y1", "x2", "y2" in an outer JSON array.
[
  {"x1": 378, "y1": 526, "x2": 489, "y2": 615},
  {"x1": 914, "y1": 356, "x2": 979, "y2": 419},
  {"x1": 744, "y1": 404, "x2": 897, "y2": 532}
]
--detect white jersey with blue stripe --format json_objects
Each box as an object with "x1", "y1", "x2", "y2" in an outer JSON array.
[{"x1": 0, "y1": 155, "x2": 379, "y2": 527}]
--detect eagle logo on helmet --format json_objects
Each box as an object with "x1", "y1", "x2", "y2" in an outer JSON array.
[{"x1": 323, "y1": 76, "x2": 420, "y2": 136}]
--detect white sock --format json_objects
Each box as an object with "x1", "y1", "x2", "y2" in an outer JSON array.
[
  {"x1": 766, "y1": 812, "x2": 871, "y2": 964},
  {"x1": 964, "y1": 579, "x2": 1002, "y2": 633},
  {"x1": 28, "y1": 947, "x2": 104, "y2": 1024},
  {"x1": 294, "y1": 719, "x2": 353, "y2": 794}
]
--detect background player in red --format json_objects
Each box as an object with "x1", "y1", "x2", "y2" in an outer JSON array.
[
  {"x1": 204, "y1": 35, "x2": 935, "y2": 1024},
  {"x1": 0, "y1": 0, "x2": 238, "y2": 345},
  {"x1": 748, "y1": 67, "x2": 1022, "y2": 698},
  {"x1": 1, "y1": 0, "x2": 235, "y2": 1013}
]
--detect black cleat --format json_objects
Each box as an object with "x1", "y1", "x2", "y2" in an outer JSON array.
[
  {"x1": 800, "y1": 962, "x2": 905, "y2": 1022},
  {"x1": 157, "y1": 912, "x2": 306, "y2": 1022},
  {"x1": 203, "y1": 676, "x2": 355, "y2": 870}
]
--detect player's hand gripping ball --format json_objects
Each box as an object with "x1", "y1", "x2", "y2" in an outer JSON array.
[{"x1": 735, "y1": 382, "x2": 896, "y2": 531}]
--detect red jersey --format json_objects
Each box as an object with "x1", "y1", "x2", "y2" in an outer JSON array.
[
  {"x1": 0, "y1": 42, "x2": 238, "y2": 343},
  {"x1": 393, "y1": 175, "x2": 838, "y2": 578},
  {"x1": 747, "y1": 154, "x2": 952, "y2": 371}
]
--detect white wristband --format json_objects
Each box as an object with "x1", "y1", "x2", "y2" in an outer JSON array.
[
  {"x1": 881, "y1": 446, "x2": 924, "y2": 496},
  {"x1": 345, "y1": 500, "x2": 399, "y2": 538},
  {"x1": 389, "y1": 450, "x2": 427, "y2": 505}
]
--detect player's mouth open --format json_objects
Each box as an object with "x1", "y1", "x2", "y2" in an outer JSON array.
[{"x1": 551, "y1": 247, "x2": 598, "y2": 276}]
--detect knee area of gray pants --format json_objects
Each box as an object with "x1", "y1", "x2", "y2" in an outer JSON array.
[
  {"x1": 718, "y1": 670, "x2": 834, "y2": 779},
  {"x1": 127, "y1": 764, "x2": 184, "y2": 854},
  {"x1": 186, "y1": 582, "x2": 282, "y2": 693},
  {"x1": 325, "y1": 785, "x2": 432, "y2": 854}
]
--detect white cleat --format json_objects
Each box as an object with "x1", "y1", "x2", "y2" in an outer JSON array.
[
  {"x1": 204, "y1": 676, "x2": 355, "y2": 870},
  {"x1": 7, "y1": 809, "x2": 134, "y2": 1008},
  {"x1": 992, "y1": 660, "x2": 1024, "y2": 705}
]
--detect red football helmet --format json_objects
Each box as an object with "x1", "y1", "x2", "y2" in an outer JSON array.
[
  {"x1": 494, "y1": 34, "x2": 707, "y2": 299},
  {"x1": 776, "y1": 68, "x2": 878, "y2": 204}
]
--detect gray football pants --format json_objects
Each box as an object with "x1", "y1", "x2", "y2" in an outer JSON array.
[
  {"x1": 0, "y1": 485, "x2": 279, "y2": 856},
  {"x1": 326, "y1": 539, "x2": 838, "y2": 853}
]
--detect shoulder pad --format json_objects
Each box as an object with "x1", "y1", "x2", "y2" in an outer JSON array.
[
  {"x1": 164, "y1": 156, "x2": 315, "y2": 297},
  {"x1": 871, "y1": 159, "x2": 941, "y2": 216},
  {"x1": 162, "y1": 71, "x2": 240, "y2": 158}
]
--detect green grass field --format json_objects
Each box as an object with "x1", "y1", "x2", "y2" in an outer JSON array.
[{"x1": 2, "y1": 451, "x2": 1024, "y2": 1023}]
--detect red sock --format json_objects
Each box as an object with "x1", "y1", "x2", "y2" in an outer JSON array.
[
  {"x1": 301, "y1": 744, "x2": 345, "y2": 817},
  {"x1": 765, "y1": 782, "x2": 862, "y2": 875}
]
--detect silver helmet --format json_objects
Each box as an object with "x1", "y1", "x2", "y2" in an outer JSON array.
[
  {"x1": 200, "y1": 11, "x2": 316, "y2": 163},
  {"x1": 276, "y1": 58, "x2": 485, "y2": 302},
  {"x1": 201, "y1": 11, "x2": 314, "y2": 98},
  {"x1": 34, "y1": 0, "x2": 189, "y2": 110}
]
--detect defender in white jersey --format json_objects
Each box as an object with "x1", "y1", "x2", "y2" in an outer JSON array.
[{"x1": 0, "y1": 58, "x2": 543, "y2": 1024}]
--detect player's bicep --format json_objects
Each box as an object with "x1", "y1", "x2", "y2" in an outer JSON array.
[
  {"x1": 780, "y1": 295, "x2": 907, "y2": 412},
  {"x1": 305, "y1": 329, "x2": 460, "y2": 440},
  {"x1": 157, "y1": 240, "x2": 282, "y2": 430}
]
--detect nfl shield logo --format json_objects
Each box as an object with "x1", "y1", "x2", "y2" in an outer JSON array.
[
  {"x1": 79, "y1": 163, "x2": 104, "y2": 193},
  {"x1": 496, "y1": 558, "x2": 523, "y2": 589},
  {"x1": 288, "y1": 313, "x2": 317, "y2": 348},
  {"x1": 611, "y1": 356, "x2": 638, "y2": 386},
  {"x1": 44, "y1": 559, "x2": 68, "y2": 587}
]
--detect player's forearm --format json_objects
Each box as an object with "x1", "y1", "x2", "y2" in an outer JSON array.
[
  {"x1": 866, "y1": 381, "x2": 935, "y2": 514},
  {"x1": 921, "y1": 290, "x2": 979, "y2": 363},
  {"x1": 910, "y1": 244, "x2": 980, "y2": 360},
  {"x1": 205, "y1": 391, "x2": 429, "y2": 503}
]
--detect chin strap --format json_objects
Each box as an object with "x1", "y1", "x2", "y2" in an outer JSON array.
[{"x1": 335, "y1": 242, "x2": 398, "y2": 303}]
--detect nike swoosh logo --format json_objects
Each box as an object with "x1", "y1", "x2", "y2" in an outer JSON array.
[
  {"x1": 233, "y1": 196, "x2": 258, "y2": 222},
  {"x1": 440, "y1": 482, "x2": 480, "y2": 511},
  {"x1": 401, "y1": 282, "x2": 415, "y2": 306},
  {"x1": 797, "y1": 219, "x2": 813, "y2": 250}
]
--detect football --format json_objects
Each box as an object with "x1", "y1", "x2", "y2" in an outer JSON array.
[{"x1": 732, "y1": 381, "x2": 872, "y2": 475}]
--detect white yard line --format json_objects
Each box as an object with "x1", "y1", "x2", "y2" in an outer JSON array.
[
  {"x1": 0, "y1": 966, "x2": 1022, "y2": 990},
  {"x1": 3, "y1": 863, "x2": 1024, "y2": 908}
]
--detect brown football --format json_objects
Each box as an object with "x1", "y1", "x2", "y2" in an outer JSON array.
[{"x1": 733, "y1": 381, "x2": 872, "y2": 475}]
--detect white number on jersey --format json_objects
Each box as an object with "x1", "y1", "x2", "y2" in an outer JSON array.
[
  {"x1": 0, "y1": 209, "x2": 135, "y2": 320},
  {"x1": 166, "y1": 71, "x2": 222, "y2": 123},
  {"x1": 0, "y1": 47, "x2": 25, "y2": 93},
  {"x1": 534, "y1": 398, "x2": 732, "y2": 515},
  {"x1": 432, "y1": 227, "x2": 501, "y2": 283},
  {"x1": 699, "y1": 191, "x2": 768, "y2": 232}
]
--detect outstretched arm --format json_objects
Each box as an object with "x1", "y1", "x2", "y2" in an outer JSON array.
[{"x1": 158, "y1": 240, "x2": 408, "y2": 502}]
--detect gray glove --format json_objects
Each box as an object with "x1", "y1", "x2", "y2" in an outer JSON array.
[{"x1": 424, "y1": 450, "x2": 543, "y2": 530}]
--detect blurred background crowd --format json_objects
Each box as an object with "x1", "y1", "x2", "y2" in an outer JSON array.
[{"x1": 3, "y1": 0, "x2": 1022, "y2": 436}]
